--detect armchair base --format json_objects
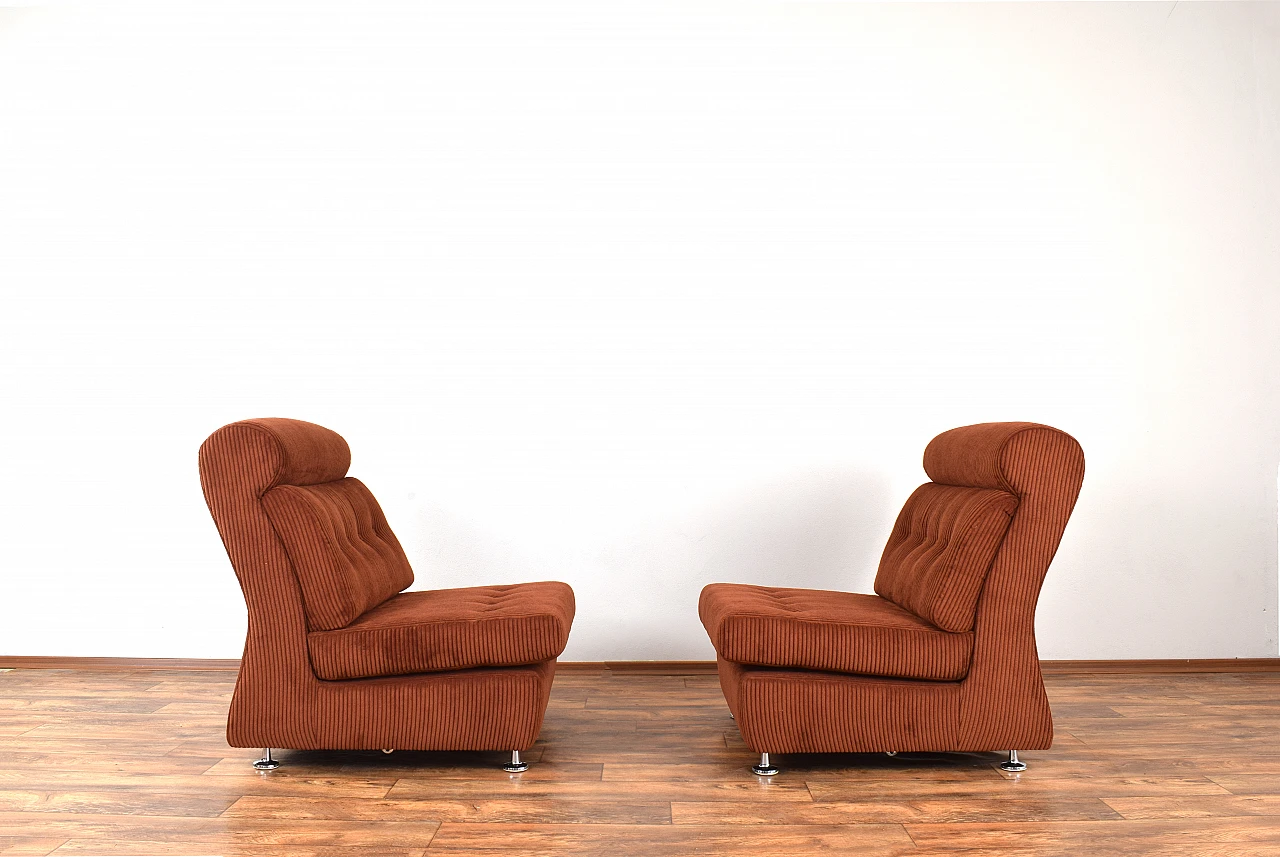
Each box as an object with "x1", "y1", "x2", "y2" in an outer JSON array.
[
  {"x1": 228, "y1": 659, "x2": 558, "y2": 755},
  {"x1": 718, "y1": 658, "x2": 1051, "y2": 757},
  {"x1": 718, "y1": 658, "x2": 964, "y2": 755}
]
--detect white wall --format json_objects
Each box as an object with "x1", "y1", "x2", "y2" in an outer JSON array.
[{"x1": 1, "y1": 2, "x2": 1277, "y2": 661}]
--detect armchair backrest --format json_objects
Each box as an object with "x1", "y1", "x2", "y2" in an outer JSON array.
[
  {"x1": 874, "y1": 483, "x2": 1019, "y2": 632},
  {"x1": 920, "y1": 422, "x2": 1085, "y2": 620},
  {"x1": 874, "y1": 423, "x2": 1083, "y2": 636},
  {"x1": 199, "y1": 418, "x2": 413, "y2": 652},
  {"x1": 263, "y1": 478, "x2": 413, "y2": 631}
]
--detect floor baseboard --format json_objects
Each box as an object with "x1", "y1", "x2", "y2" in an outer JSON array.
[
  {"x1": 0, "y1": 656, "x2": 243, "y2": 671},
  {"x1": 2, "y1": 655, "x2": 1277, "y2": 674},
  {"x1": 557, "y1": 661, "x2": 720, "y2": 674},
  {"x1": 1039, "y1": 658, "x2": 1280, "y2": 674}
]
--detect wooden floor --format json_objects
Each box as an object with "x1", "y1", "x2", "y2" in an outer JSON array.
[{"x1": 0, "y1": 668, "x2": 1279, "y2": 856}]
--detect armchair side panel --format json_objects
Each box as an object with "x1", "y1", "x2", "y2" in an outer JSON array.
[
  {"x1": 927, "y1": 425, "x2": 1085, "y2": 749},
  {"x1": 199, "y1": 420, "x2": 336, "y2": 749}
]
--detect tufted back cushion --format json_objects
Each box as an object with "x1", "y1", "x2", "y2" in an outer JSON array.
[
  {"x1": 874, "y1": 483, "x2": 1018, "y2": 633},
  {"x1": 262, "y1": 478, "x2": 414, "y2": 631}
]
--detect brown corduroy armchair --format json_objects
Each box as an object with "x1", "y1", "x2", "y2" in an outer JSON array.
[
  {"x1": 699, "y1": 422, "x2": 1084, "y2": 775},
  {"x1": 199, "y1": 418, "x2": 575, "y2": 772}
]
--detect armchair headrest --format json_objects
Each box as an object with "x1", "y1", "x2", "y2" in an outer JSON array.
[
  {"x1": 924, "y1": 422, "x2": 1083, "y2": 495},
  {"x1": 200, "y1": 418, "x2": 351, "y2": 495}
]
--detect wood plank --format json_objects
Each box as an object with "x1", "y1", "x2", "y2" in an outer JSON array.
[
  {"x1": 1056, "y1": 719, "x2": 1280, "y2": 747},
  {"x1": 386, "y1": 778, "x2": 815, "y2": 802},
  {"x1": 603, "y1": 761, "x2": 1006, "y2": 783},
  {"x1": 806, "y1": 776, "x2": 1230, "y2": 801},
  {"x1": 0, "y1": 770, "x2": 395, "y2": 799},
  {"x1": 1102, "y1": 794, "x2": 1280, "y2": 818},
  {"x1": 20, "y1": 724, "x2": 225, "y2": 741},
  {"x1": 0, "y1": 723, "x2": 56, "y2": 738},
  {"x1": 149, "y1": 703, "x2": 231, "y2": 715},
  {"x1": 0, "y1": 699, "x2": 169, "y2": 715},
  {"x1": 424, "y1": 822, "x2": 916, "y2": 855},
  {"x1": 902, "y1": 816, "x2": 1280, "y2": 854},
  {"x1": 0, "y1": 790, "x2": 235, "y2": 818},
  {"x1": 1205, "y1": 775, "x2": 1280, "y2": 795},
  {"x1": 0, "y1": 813, "x2": 440, "y2": 847},
  {"x1": 49, "y1": 843, "x2": 426, "y2": 857},
  {"x1": 673, "y1": 797, "x2": 1120, "y2": 824},
  {"x1": 224, "y1": 794, "x2": 672, "y2": 824},
  {"x1": 0, "y1": 839, "x2": 65, "y2": 856},
  {"x1": 0, "y1": 753, "x2": 222, "y2": 775},
  {"x1": 1186, "y1": 755, "x2": 1280, "y2": 774},
  {"x1": 979, "y1": 756, "x2": 1208, "y2": 780}
]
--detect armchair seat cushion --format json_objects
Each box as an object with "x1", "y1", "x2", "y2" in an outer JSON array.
[
  {"x1": 699, "y1": 584, "x2": 972, "y2": 681},
  {"x1": 308, "y1": 582, "x2": 575, "y2": 681}
]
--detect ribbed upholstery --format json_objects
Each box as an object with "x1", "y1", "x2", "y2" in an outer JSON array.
[
  {"x1": 699, "y1": 586, "x2": 971, "y2": 681},
  {"x1": 305, "y1": 660, "x2": 557, "y2": 751},
  {"x1": 309, "y1": 583, "x2": 575, "y2": 680},
  {"x1": 701, "y1": 422, "x2": 1084, "y2": 756},
  {"x1": 874, "y1": 484, "x2": 1017, "y2": 633},
  {"x1": 263, "y1": 479, "x2": 413, "y2": 631},
  {"x1": 198, "y1": 418, "x2": 570, "y2": 753},
  {"x1": 950, "y1": 424, "x2": 1085, "y2": 750},
  {"x1": 719, "y1": 659, "x2": 960, "y2": 753}
]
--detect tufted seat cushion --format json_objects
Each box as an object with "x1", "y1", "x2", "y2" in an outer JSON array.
[
  {"x1": 699, "y1": 584, "x2": 972, "y2": 681},
  {"x1": 307, "y1": 582, "x2": 576, "y2": 680}
]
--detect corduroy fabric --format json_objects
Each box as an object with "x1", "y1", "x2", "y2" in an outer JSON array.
[
  {"x1": 719, "y1": 659, "x2": 960, "y2": 754},
  {"x1": 308, "y1": 583, "x2": 575, "y2": 680},
  {"x1": 704, "y1": 422, "x2": 1083, "y2": 756},
  {"x1": 263, "y1": 478, "x2": 414, "y2": 631},
  {"x1": 234, "y1": 417, "x2": 352, "y2": 490},
  {"x1": 699, "y1": 585, "x2": 972, "y2": 681},
  {"x1": 873, "y1": 484, "x2": 1018, "y2": 633},
  {"x1": 953, "y1": 425, "x2": 1085, "y2": 750},
  {"x1": 303, "y1": 660, "x2": 557, "y2": 751},
  {"x1": 198, "y1": 418, "x2": 566, "y2": 752}
]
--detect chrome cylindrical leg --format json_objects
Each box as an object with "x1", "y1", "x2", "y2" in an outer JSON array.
[
  {"x1": 502, "y1": 750, "x2": 529, "y2": 773},
  {"x1": 751, "y1": 752, "x2": 780, "y2": 776},
  {"x1": 999, "y1": 750, "x2": 1027, "y2": 773},
  {"x1": 253, "y1": 748, "x2": 280, "y2": 770}
]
